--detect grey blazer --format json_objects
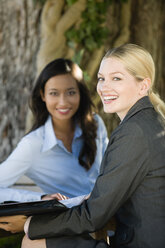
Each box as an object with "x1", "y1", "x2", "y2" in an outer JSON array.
[{"x1": 29, "y1": 96, "x2": 165, "y2": 248}]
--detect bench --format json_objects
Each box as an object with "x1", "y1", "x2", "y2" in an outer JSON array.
[{"x1": 13, "y1": 176, "x2": 42, "y2": 193}]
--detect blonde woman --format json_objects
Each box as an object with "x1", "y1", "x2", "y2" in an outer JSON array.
[{"x1": 2, "y1": 44, "x2": 165, "y2": 248}]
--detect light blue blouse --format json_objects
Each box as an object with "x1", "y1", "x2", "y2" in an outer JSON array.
[{"x1": 0, "y1": 114, "x2": 108, "y2": 202}]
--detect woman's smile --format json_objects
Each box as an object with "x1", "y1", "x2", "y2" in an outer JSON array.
[
  {"x1": 56, "y1": 108, "x2": 71, "y2": 115},
  {"x1": 102, "y1": 94, "x2": 118, "y2": 104}
]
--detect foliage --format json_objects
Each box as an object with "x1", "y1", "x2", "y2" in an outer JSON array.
[
  {"x1": 0, "y1": 234, "x2": 23, "y2": 248},
  {"x1": 66, "y1": 0, "x2": 112, "y2": 54},
  {"x1": 65, "y1": 0, "x2": 112, "y2": 80},
  {"x1": 33, "y1": 0, "x2": 47, "y2": 5},
  {"x1": 66, "y1": 0, "x2": 78, "y2": 6}
]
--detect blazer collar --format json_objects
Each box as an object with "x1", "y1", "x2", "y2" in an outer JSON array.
[{"x1": 122, "y1": 96, "x2": 154, "y2": 124}]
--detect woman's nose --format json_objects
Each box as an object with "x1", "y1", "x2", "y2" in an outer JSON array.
[
  {"x1": 58, "y1": 95, "x2": 66, "y2": 105},
  {"x1": 98, "y1": 80, "x2": 111, "y2": 91}
]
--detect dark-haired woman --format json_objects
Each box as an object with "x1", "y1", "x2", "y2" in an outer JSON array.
[{"x1": 0, "y1": 58, "x2": 108, "y2": 203}]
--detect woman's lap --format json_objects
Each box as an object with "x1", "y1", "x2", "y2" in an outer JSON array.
[{"x1": 21, "y1": 235, "x2": 46, "y2": 248}]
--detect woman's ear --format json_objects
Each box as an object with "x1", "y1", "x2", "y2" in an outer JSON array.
[
  {"x1": 139, "y1": 78, "x2": 151, "y2": 96},
  {"x1": 40, "y1": 90, "x2": 45, "y2": 102}
]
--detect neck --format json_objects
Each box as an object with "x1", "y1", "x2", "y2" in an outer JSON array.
[
  {"x1": 52, "y1": 118, "x2": 75, "y2": 152},
  {"x1": 52, "y1": 118, "x2": 75, "y2": 134}
]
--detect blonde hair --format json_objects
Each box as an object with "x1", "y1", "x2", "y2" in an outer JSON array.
[{"x1": 104, "y1": 43, "x2": 165, "y2": 119}]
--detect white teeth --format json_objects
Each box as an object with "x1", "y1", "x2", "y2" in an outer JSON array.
[
  {"x1": 58, "y1": 109, "x2": 69, "y2": 112},
  {"x1": 103, "y1": 96, "x2": 117, "y2": 100}
]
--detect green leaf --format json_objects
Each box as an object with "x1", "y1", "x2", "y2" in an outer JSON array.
[
  {"x1": 66, "y1": 0, "x2": 78, "y2": 7},
  {"x1": 72, "y1": 49, "x2": 84, "y2": 65},
  {"x1": 33, "y1": 0, "x2": 47, "y2": 5},
  {"x1": 83, "y1": 71, "x2": 91, "y2": 82}
]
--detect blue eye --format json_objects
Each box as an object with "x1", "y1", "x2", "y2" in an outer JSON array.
[
  {"x1": 113, "y1": 77, "x2": 121, "y2": 81},
  {"x1": 98, "y1": 77, "x2": 104, "y2": 82}
]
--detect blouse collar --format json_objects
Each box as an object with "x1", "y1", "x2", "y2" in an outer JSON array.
[{"x1": 42, "y1": 116, "x2": 82, "y2": 152}]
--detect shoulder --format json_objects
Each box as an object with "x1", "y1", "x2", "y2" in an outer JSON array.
[
  {"x1": 105, "y1": 119, "x2": 149, "y2": 164},
  {"x1": 122, "y1": 107, "x2": 162, "y2": 138},
  {"x1": 93, "y1": 114, "x2": 108, "y2": 138},
  {"x1": 20, "y1": 125, "x2": 44, "y2": 149},
  {"x1": 110, "y1": 110, "x2": 158, "y2": 149},
  {"x1": 123, "y1": 118, "x2": 144, "y2": 136},
  {"x1": 93, "y1": 113, "x2": 105, "y2": 126},
  {"x1": 110, "y1": 117, "x2": 145, "y2": 148}
]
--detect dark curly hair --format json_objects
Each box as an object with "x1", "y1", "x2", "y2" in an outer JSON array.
[{"x1": 29, "y1": 58, "x2": 97, "y2": 170}]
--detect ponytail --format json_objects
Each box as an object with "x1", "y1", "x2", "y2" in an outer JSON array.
[{"x1": 149, "y1": 91, "x2": 165, "y2": 119}]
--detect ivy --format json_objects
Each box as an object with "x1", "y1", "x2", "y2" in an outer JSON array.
[
  {"x1": 66, "y1": 0, "x2": 78, "y2": 6},
  {"x1": 65, "y1": 0, "x2": 112, "y2": 55},
  {"x1": 33, "y1": 0, "x2": 47, "y2": 5},
  {"x1": 32, "y1": 0, "x2": 127, "y2": 75}
]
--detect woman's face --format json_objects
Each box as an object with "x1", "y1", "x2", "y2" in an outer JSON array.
[
  {"x1": 97, "y1": 57, "x2": 146, "y2": 120},
  {"x1": 41, "y1": 74, "x2": 80, "y2": 122}
]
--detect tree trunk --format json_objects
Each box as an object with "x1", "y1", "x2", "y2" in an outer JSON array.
[
  {"x1": 130, "y1": 0, "x2": 165, "y2": 101},
  {"x1": 0, "y1": 0, "x2": 42, "y2": 161}
]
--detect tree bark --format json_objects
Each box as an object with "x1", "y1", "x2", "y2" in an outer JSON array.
[
  {"x1": 130, "y1": 0, "x2": 165, "y2": 101},
  {"x1": 36, "y1": 0, "x2": 87, "y2": 73},
  {"x1": 0, "y1": 0, "x2": 42, "y2": 161}
]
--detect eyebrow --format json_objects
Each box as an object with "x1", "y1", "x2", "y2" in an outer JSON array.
[
  {"x1": 48, "y1": 87, "x2": 77, "y2": 91},
  {"x1": 67, "y1": 87, "x2": 77, "y2": 90},
  {"x1": 98, "y1": 71, "x2": 124, "y2": 76}
]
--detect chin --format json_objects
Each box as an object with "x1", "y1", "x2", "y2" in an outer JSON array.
[
  {"x1": 103, "y1": 106, "x2": 113, "y2": 113},
  {"x1": 104, "y1": 109, "x2": 112, "y2": 114}
]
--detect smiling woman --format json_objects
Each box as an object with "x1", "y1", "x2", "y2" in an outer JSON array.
[
  {"x1": 20, "y1": 44, "x2": 165, "y2": 248},
  {"x1": 0, "y1": 58, "x2": 108, "y2": 204},
  {"x1": 97, "y1": 57, "x2": 150, "y2": 120}
]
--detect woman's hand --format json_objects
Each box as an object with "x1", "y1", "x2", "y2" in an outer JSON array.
[
  {"x1": 41, "y1": 193, "x2": 69, "y2": 201},
  {"x1": 0, "y1": 215, "x2": 27, "y2": 233}
]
